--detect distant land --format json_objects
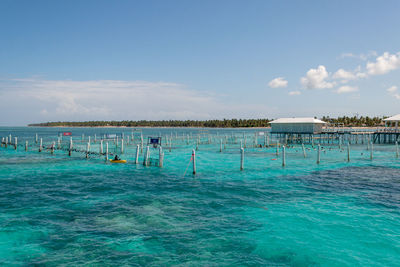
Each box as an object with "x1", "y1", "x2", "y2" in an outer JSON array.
[{"x1": 28, "y1": 116, "x2": 386, "y2": 128}]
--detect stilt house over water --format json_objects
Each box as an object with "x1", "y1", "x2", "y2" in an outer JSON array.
[
  {"x1": 383, "y1": 114, "x2": 400, "y2": 131},
  {"x1": 270, "y1": 117, "x2": 327, "y2": 134}
]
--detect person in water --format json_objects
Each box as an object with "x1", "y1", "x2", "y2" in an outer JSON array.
[{"x1": 114, "y1": 155, "x2": 120, "y2": 161}]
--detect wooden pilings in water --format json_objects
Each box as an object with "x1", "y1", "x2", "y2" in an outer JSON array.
[
  {"x1": 240, "y1": 147, "x2": 244, "y2": 171},
  {"x1": 192, "y1": 149, "x2": 196, "y2": 174}
]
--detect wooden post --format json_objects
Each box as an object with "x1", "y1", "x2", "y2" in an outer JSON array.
[
  {"x1": 159, "y1": 146, "x2": 164, "y2": 167},
  {"x1": 94, "y1": 134, "x2": 96, "y2": 143},
  {"x1": 39, "y1": 138, "x2": 42, "y2": 152},
  {"x1": 69, "y1": 137, "x2": 72, "y2": 156},
  {"x1": 135, "y1": 144, "x2": 140, "y2": 164},
  {"x1": 192, "y1": 149, "x2": 196, "y2": 174},
  {"x1": 282, "y1": 145, "x2": 286, "y2": 167},
  {"x1": 143, "y1": 146, "x2": 149, "y2": 166},
  {"x1": 220, "y1": 139, "x2": 223, "y2": 152},
  {"x1": 302, "y1": 143, "x2": 306, "y2": 158},
  {"x1": 86, "y1": 142, "x2": 90, "y2": 158},
  {"x1": 100, "y1": 140, "x2": 103, "y2": 154},
  {"x1": 14, "y1": 137, "x2": 17, "y2": 150},
  {"x1": 105, "y1": 142, "x2": 109, "y2": 161},
  {"x1": 25, "y1": 140, "x2": 28, "y2": 151},
  {"x1": 347, "y1": 143, "x2": 350, "y2": 162},
  {"x1": 317, "y1": 144, "x2": 320, "y2": 164},
  {"x1": 240, "y1": 147, "x2": 244, "y2": 171},
  {"x1": 5, "y1": 137, "x2": 8, "y2": 148},
  {"x1": 370, "y1": 142, "x2": 373, "y2": 160},
  {"x1": 35, "y1": 133, "x2": 38, "y2": 144},
  {"x1": 121, "y1": 139, "x2": 124, "y2": 154},
  {"x1": 396, "y1": 141, "x2": 399, "y2": 159}
]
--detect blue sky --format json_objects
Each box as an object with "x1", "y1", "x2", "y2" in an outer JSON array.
[{"x1": 1, "y1": 0, "x2": 400, "y2": 125}]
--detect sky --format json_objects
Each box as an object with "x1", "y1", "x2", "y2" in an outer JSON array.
[{"x1": 1, "y1": 0, "x2": 400, "y2": 126}]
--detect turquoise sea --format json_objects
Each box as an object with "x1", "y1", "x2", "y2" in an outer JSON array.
[{"x1": 1, "y1": 127, "x2": 400, "y2": 266}]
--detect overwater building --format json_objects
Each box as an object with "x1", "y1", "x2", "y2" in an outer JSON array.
[{"x1": 270, "y1": 117, "x2": 327, "y2": 134}]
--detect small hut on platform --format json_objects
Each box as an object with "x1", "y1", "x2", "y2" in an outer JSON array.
[
  {"x1": 270, "y1": 117, "x2": 327, "y2": 134},
  {"x1": 383, "y1": 114, "x2": 400, "y2": 131}
]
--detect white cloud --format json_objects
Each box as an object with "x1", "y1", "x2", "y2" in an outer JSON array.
[
  {"x1": 300, "y1": 65, "x2": 335, "y2": 89},
  {"x1": 340, "y1": 51, "x2": 377, "y2": 61},
  {"x1": 0, "y1": 78, "x2": 276, "y2": 124},
  {"x1": 366, "y1": 52, "x2": 400, "y2": 75},
  {"x1": 288, "y1": 91, "x2": 301, "y2": 96},
  {"x1": 332, "y1": 69, "x2": 356, "y2": 81},
  {"x1": 386, "y1": 85, "x2": 400, "y2": 100},
  {"x1": 268, "y1": 77, "x2": 288, "y2": 88},
  {"x1": 336, "y1": 85, "x2": 358, "y2": 94},
  {"x1": 387, "y1": 86, "x2": 398, "y2": 93}
]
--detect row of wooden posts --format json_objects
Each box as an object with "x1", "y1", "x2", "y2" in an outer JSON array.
[{"x1": 2, "y1": 133, "x2": 400, "y2": 175}]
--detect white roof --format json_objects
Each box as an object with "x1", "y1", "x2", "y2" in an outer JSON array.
[
  {"x1": 383, "y1": 114, "x2": 400, "y2": 121},
  {"x1": 270, "y1": 117, "x2": 327, "y2": 124}
]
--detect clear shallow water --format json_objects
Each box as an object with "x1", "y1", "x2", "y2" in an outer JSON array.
[{"x1": 1, "y1": 127, "x2": 400, "y2": 266}]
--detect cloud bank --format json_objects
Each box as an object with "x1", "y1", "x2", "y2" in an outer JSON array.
[{"x1": 0, "y1": 78, "x2": 274, "y2": 125}]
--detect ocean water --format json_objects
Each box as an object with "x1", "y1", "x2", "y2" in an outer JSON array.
[{"x1": 1, "y1": 127, "x2": 400, "y2": 266}]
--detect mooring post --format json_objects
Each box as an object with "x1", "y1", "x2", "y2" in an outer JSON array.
[
  {"x1": 192, "y1": 149, "x2": 196, "y2": 174},
  {"x1": 25, "y1": 140, "x2": 28, "y2": 151},
  {"x1": 39, "y1": 138, "x2": 42, "y2": 152},
  {"x1": 100, "y1": 140, "x2": 103, "y2": 154},
  {"x1": 220, "y1": 139, "x2": 223, "y2": 152},
  {"x1": 88, "y1": 136, "x2": 91, "y2": 144},
  {"x1": 159, "y1": 146, "x2": 164, "y2": 167},
  {"x1": 35, "y1": 133, "x2": 38, "y2": 144},
  {"x1": 317, "y1": 144, "x2": 321, "y2": 164},
  {"x1": 302, "y1": 143, "x2": 306, "y2": 158},
  {"x1": 240, "y1": 147, "x2": 244, "y2": 171},
  {"x1": 14, "y1": 137, "x2": 17, "y2": 150},
  {"x1": 282, "y1": 145, "x2": 286, "y2": 167},
  {"x1": 121, "y1": 139, "x2": 124, "y2": 154},
  {"x1": 69, "y1": 137, "x2": 72, "y2": 156},
  {"x1": 5, "y1": 137, "x2": 8, "y2": 148},
  {"x1": 396, "y1": 141, "x2": 399, "y2": 159},
  {"x1": 86, "y1": 142, "x2": 90, "y2": 158},
  {"x1": 82, "y1": 133, "x2": 84, "y2": 141},
  {"x1": 135, "y1": 144, "x2": 140, "y2": 164},
  {"x1": 370, "y1": 142, "x2": 373, "y2": 160},
  {"x1": 51, "y1": 141, "x2": 55, "y2": 154},
  {"x1": 94, "y1": 134, "x2": 96, "y2": 143},
  {"x1": 105, "y1": 142, "x2": 109, "y2": 161},
  {"x1": 347, "y1": 143, "x2": 350, "y2": 162},
  {"x1": 143, "y1": 146, "x2": 149, "y2": 166},
  {"x1": 116, "y1": 136, "x2": 119, "y2": 147}
]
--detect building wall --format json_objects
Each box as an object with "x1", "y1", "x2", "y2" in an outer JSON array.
[{"x1": 271, "y1": 123, "x2": 324, "y2": 133}]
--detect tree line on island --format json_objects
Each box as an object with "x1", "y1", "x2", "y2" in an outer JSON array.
[{"x1": 28, "y1": 116, "x2": 387, "y2": 128}]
